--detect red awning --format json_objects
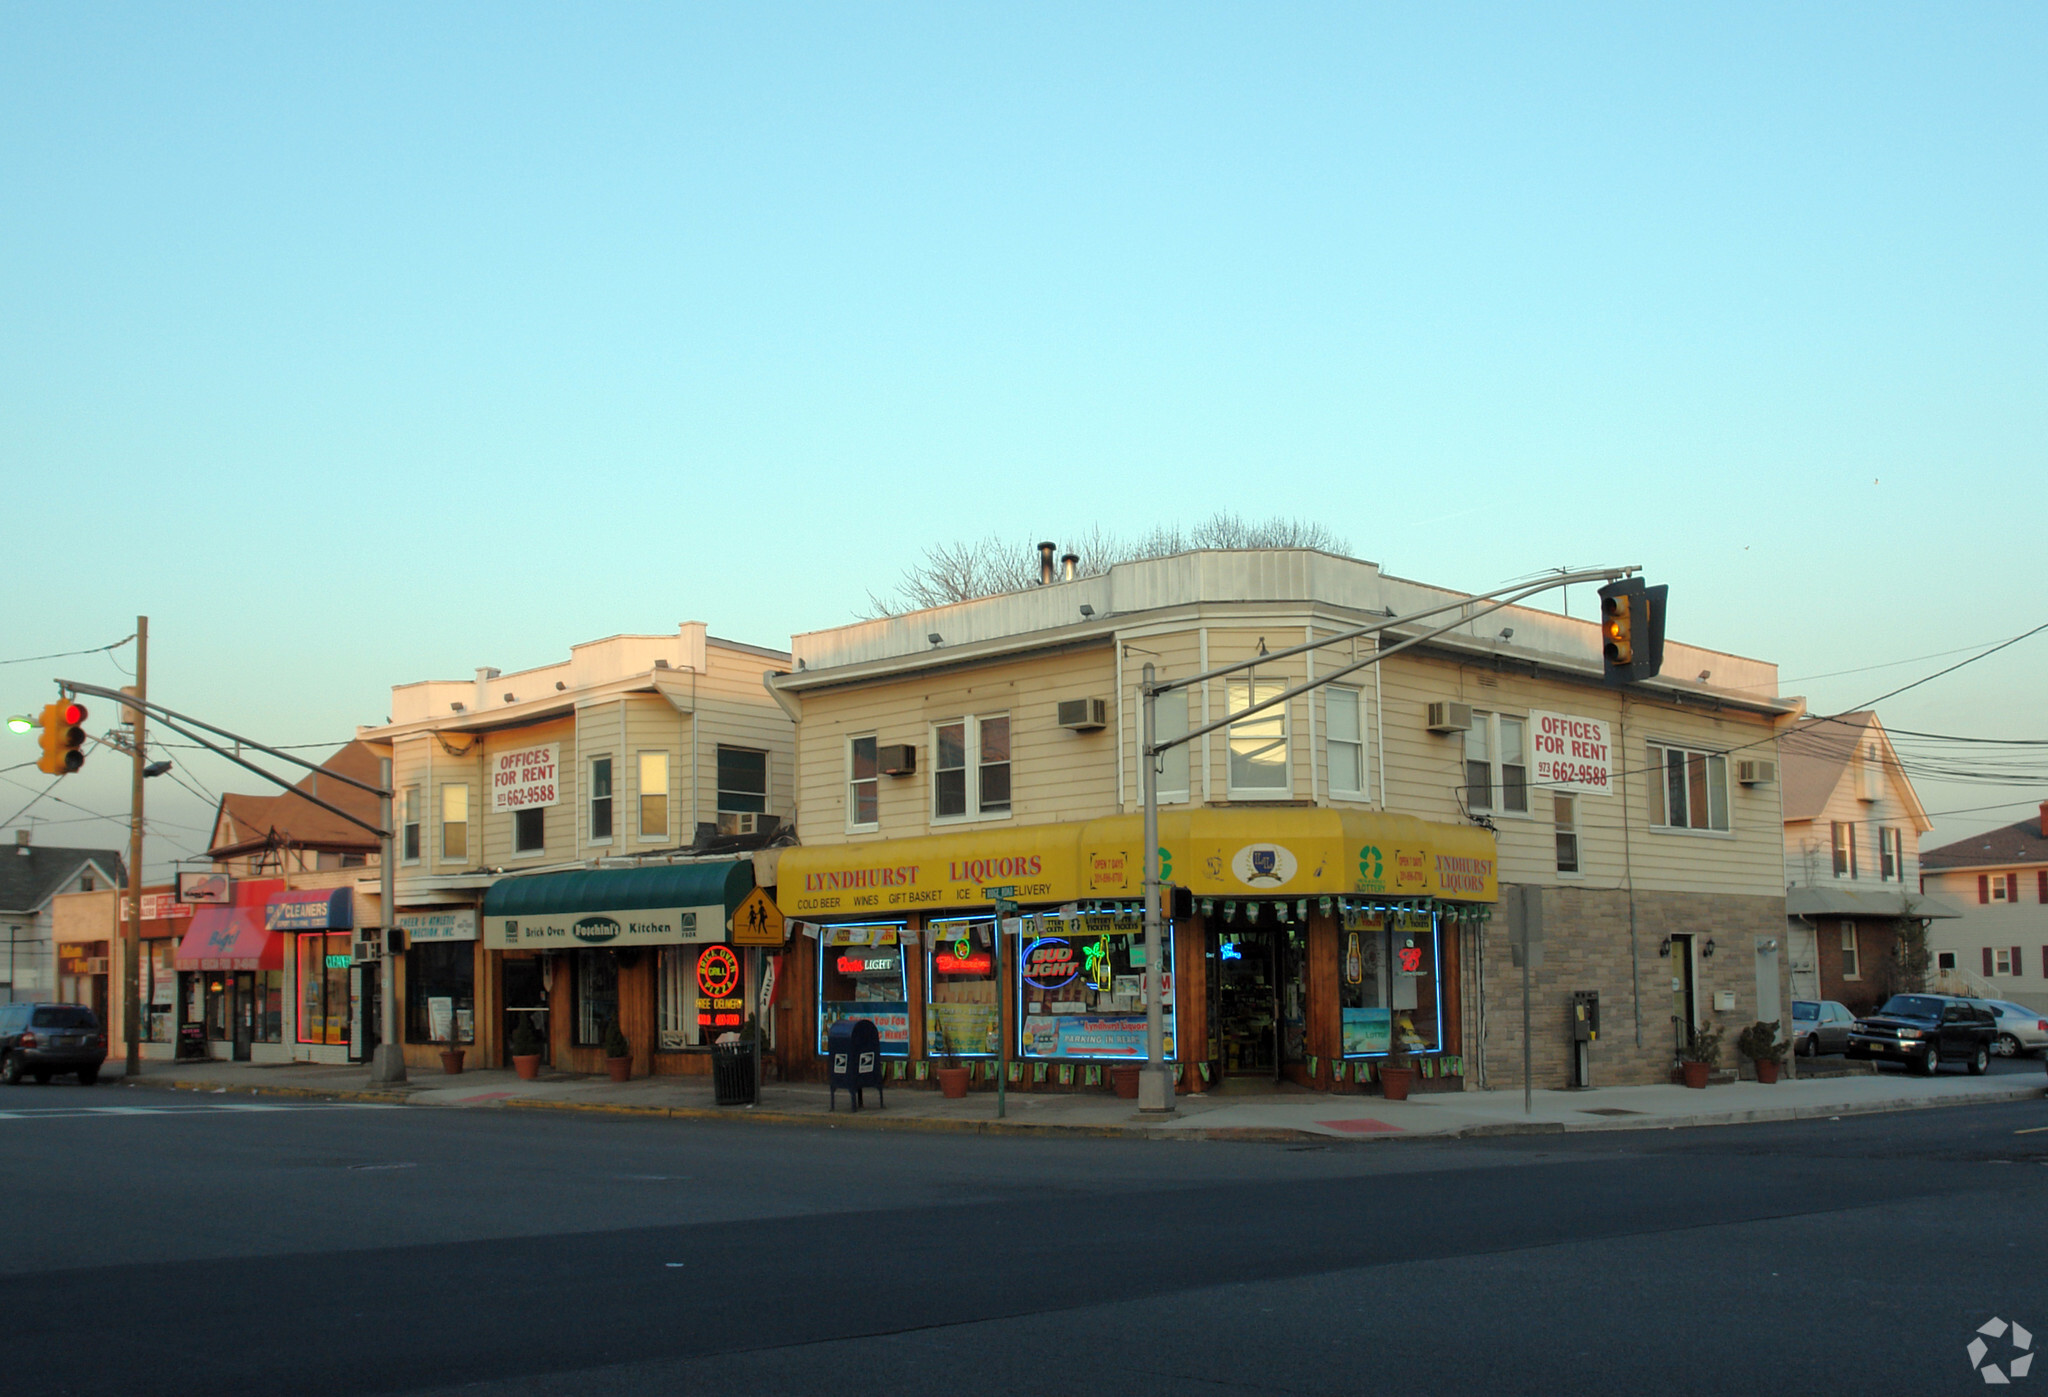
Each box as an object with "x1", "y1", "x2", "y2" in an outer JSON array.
[{"x1": 174, "y1": 907, "x2": 284, "y2": 972}]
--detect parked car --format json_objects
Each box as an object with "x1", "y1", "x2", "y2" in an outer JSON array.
[
  {"x1": 1987, "y1": 1001, "x2": 2048, "y2": 1058},
  {"x1": 0, "y1": 1003, "x2": 109, "y2": 1085},
  {"x1": 1846, "y1": 994, "x2": 1995, "y2": 1076},
  {"x1": 1791, "y1": 999, "x2": 1855, "y2": 1056}
]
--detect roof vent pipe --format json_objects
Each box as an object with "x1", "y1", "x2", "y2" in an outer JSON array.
[
  {"x1": 1038, "y1": 541, "x2": 1057, "y2": 585},
  {"x1": 1060, "y1": 552, "x2": 1079, "y2": 582}
]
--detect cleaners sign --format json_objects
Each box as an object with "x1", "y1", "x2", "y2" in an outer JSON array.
[
  {"x1": 491, "y1": 744, "x2": 559, "y2": 812},
  {"x1": 1528, "y1": 711, "x2": 1612, "y2": 797}
]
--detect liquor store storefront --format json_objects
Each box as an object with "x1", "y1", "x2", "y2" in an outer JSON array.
[
  {"x1": 479, "y1": 860, "x2": 774, "y2": 1076},
  {"x1": 776, "y1": 808, "x2": 1496, "y2": 1093}
]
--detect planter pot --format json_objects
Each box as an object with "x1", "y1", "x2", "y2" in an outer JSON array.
[
  {"x1": 438, "y1": 1049, "x2": 465, "y2": 1075},
  {"x1": 1681, "y1": 1060, "x2": 1711, "y2": 1089},
  {"x1": 935, "y1": 1066, "x2": 970, "y2": 1099},
  {"x1": 512, "y1": 1053, "x2": 541, "y2": 1081},
  {"x1": 606, "y1": 1055, "x2": 632, "y2": 1083},
  {"x1": 1755, "y1": 1060, "x2": 1781, "y2": 1085},
  {"x1": 1378, "y1": 1065, "x2": 1416, "y2": 1101},
  {"x1": 1108, "y1": 1064, "x2": 1142, "y2": 1100}
]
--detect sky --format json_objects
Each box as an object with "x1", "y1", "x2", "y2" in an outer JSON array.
[{"x1": 2, "y1": 4, "x2": 2043, "y2": 876}]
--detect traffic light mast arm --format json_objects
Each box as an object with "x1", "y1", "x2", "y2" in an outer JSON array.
[{"x1": 53, "y1": 678, "x2": 390, "y2": 839}]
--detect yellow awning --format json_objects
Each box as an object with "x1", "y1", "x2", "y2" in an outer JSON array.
[{"x1": 775, "y1": 808, "x2": 1495, "y2": 918}]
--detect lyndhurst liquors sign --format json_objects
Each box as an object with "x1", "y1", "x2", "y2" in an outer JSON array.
[
  {"x1": 486, "y1": 905, "x2": 723, "y2": 950},
  {"x1": 491, "y1": 744, "x2": 559, "y2": 813}
]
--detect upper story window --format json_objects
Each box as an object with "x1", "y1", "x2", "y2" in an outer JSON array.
[
  {"x1": 933, "y1": 715, "x2": 1010, "y2": 821},
  {"x1": 1554, "y1": 794, "x2": 1580, "y2": 874},
  {"x1": 1226, "y1": 679, "x2": 1289, "y2": 796},
  {"x1": 441, "y1": 784, "x2": 469, "y2": 861},
  {"x1": 588, "y1": 757, "x2": 613, "y2": 843},
  {"x1": 1149, "y1": 687, "x2": 1190, "y2": 802},
  {"x1": 1325, "y1": 684, "x2": 1366, "y2": 799},
  {"x1": 80, "y1": 871, "x2": 95, "y2": 892},
  {"x1": 638, "y1": 752, "x2": 669, "y2": 842},
  {"x1": 1832, "y1": 821, "x2": 1857, "y2": 878},
  {"x1": 401, "y1": 785, "x2": 421, "y2": 862},
  {"x1": 1464, "y1": 712, "x2": 1528, "y2": 816},
  {"x1": 1649, "y1": 743, "x2": 1728, "y2": 832},
  {"x1": 1839, "y1": 922, "x2": 1859, "y2": 979},
  {"x1": 513, "y1": 807, "x2": 545, "y2": 855},
  {"x1": 848, "y1": 736, "x2": 879, "y2": 830},
  {"x1": 1982, "y1": 873, "x2": 2015, "y2": 904},
  {"x1": 1878, "y1": 826, "x2": 1901, "y2": 882},
  {"x1": 717, "y1": 746, "x2": 768, "y2": 815}
]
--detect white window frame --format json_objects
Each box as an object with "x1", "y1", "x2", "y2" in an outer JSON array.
[
  {"x1": 511, "y1": 805, "x2": 546, "y2": 857},
  {"x1": 587, "y1": 755, "x2": 614, "y2": 846},
  {"x1": 1839, "y1": 922, "x2": 1859, "y2": 980},
  {"x1": 1553, "y1": 793, "x2": 1581, "y2": 877},
  {"x1": 1463, "y1": 711, "x2": 1531, "y2": 818},
  {"x1": 1989, "y1": 876, "x2": 2011, "y2": 903},
  {"x1": 439, "y1": 783, "x2": 469, "y2": 863},
  {"x1": 401, "y1": 785, "x2": 421, "y2": 864},
  {"x1": 1878, "y1": 826, "x2": 1900, "y2": 882},
  {"x1": 930, "y1": 714, "x2": 1012, "y2": 824},
  {"x1": 1225, "y1": 678, "x2": 1291, "y2": 799},
  {"x1": 847, "y1": 733, "x2": 880, "y2": 833},
  {"x1": 715, "y1": 744, "x2": 769, "y2": 816},
  {"x1": 1995, "y1": 947, "x2": 2016, "y2": 976},
  {"x1": 638, "y1": 750, "x2": 670, "y2": 843},
  {"x1": 1150, "y1": 687, "x2": 1190, "y2": 804},
  {"x1": 1832, "y1": 821, "x2": 1857, "y2": 879},
  {"x1": 1324, "y1": 684, "x2": 1367, "y2": 800},
  {"x1": 1648, "y1": 742, "x2": 1731, "y2": 834}
]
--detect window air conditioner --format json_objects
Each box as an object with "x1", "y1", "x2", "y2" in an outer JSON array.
[
  {"x1": 83, "y1": 957, "x2": 110, "y2": 975},
  {"x1": 1426, "y1": 702, "x2": 1473, "y2": 733},
  {"x1": 716, "y1": 812, "x2": 766, "y2": 836},
  {"x1": 1736, "y1": 759, "x2": 1777, "y2": 785},
  {"x1": 1057, "y1": 698, "x2": 1109, "y2": 731},
  {"x1": 878, "y1": 743, "x2": 917, "y2": 776}
]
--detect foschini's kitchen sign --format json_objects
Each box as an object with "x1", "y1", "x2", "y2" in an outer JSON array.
[{"x1": 485, "y1": 904, "x2": 721, "y2": 950}]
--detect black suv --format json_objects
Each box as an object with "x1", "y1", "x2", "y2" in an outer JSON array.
[
  {"x1": 1845, "y1": 994, "x2": 1995, "y2": 1076},
  {"x1": 0, "y1": 1003, "x2": 109, "y2": 1085}
]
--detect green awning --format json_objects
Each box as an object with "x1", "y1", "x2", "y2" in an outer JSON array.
[{"x1": 481, "y1": 860, "x2": 755, "y2": 950}]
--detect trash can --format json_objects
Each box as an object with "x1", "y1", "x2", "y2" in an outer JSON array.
[{"x1": 711, "y1": 1036, "x2": 759, "y2": 1106}]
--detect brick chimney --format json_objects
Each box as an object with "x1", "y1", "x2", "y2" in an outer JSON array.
[{"x1": 2039, "y1": 801, "x2": 2047, "y2": 839}]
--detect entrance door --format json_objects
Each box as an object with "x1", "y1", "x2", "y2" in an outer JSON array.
[
  {"x1": 502, "y1": 957, "x2": 549, "y2": 1067},
  {"x1": 1214, "y1": 928, "x2": 1279, "y2": 1078},
  {"x1": 231, "y1": 971, "x2": 254, "y2": 1061},
  {"x1": 1670, "y1": 933, "x2": 1698, "y2": 1060}
]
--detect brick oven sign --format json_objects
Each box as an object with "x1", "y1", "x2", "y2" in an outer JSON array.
[
  {"x1": 491, "y1": 744, "x2": 559, "y2": 813},
  {"x1": 1529, "y1": 711, "x2": 1612, "y2": 796}
]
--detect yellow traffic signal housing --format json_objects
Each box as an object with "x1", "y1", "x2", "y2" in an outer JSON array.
[
  {"x1": 35, "y1": 701, "x2": 88, "y2": 775},
  {"x1": 1601, "y1": 589, "x2": 1635, "y2": 668},
  {"x1": 1597, "y1": 579, "x2": 1668, "y2": 686}
]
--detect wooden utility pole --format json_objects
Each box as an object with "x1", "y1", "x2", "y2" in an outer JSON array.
[{"x1": 123, "y1": 616, "x2": 147, "y2": 1079}]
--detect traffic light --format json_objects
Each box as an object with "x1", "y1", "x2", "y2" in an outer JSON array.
[
  {"x1": 1597, "y1": 580, "x2": 1668, "y2": 686},
  {"x1": 35, "y1": 700, "x2": 88, "y2": 775}
]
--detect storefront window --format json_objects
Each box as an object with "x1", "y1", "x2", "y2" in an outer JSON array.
[
  {"x1": 925, "y1": 918, "x2": 998, "y2": 1057},
  {"x1": 1338, "y1": 906, "x2": 1441, "y2": 1057},
  {"x1": 658, "y1": 944, "x2": 746, "y2": 1048},
  {"x1": 296, "y1": 932, "x2": 352, "y2": 1045},
  {"x1": 254, "y1": 971, "x2": 283, "y2": 1042},
  {"x1": 1020, "y1": 914, "x2": 1175, "y2": 1059},
  {"x1": 817, "y1": 924, "x2": 909, "y2": 1055},
  {"x1": 575, "y1": 948, "x2": 618, "y2": 1046},
  {"x1": 145, "y1": 941, "x2": 176, "y2": 1042},
  {"x1": 405, "y1": 941, "x2": 476, "y2": 1044}
]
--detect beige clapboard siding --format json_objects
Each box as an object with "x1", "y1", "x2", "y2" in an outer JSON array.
[
  {"x1": 1785, "y1": 739, "x2": 1923, "y2": 888},
  {"x1": 1377, "y1": 652, "x2": 1785, "y2": 896},
  {"x1": 795, "y1": 644, "x2": 1120, "y2": 844},
  {"x1": 623, "y1": 696, "x2": 689, "y2": 843},
  {"x1": 474, "y1": 716, "x2": 576, "y2": 867}
]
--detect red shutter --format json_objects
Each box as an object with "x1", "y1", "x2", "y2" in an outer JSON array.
[
  {"x1": 2011, "y1": 874, "x2": 2023, "y2": 903},
  {"x1": 2042, "y1": 945, "x2": 2048, "y2": 979},
  {"x1": 2014, "y1": 946, "x2": 2025, "y2": 979},
  {"x1": 1978, "y1": 874, "x2": 1989, "y2": 904},
  {"x1": 1983, "y1": 946, "x2": 1995, "y2": 976},
  {"x1": 2039, "y1": 869, "x2": 2048, "y2": 903}
]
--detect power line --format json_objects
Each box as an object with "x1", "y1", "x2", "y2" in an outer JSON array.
[
  {"x1": 0, "y1": 635, "x2": 135, "y2": 668},
  {"x1": 1777, "y1": 638, "x2": 2023, "y2": 685}
]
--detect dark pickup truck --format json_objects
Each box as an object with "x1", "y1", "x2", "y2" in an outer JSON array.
[{"x1": 1845, "y1": 994, "x2": 1995, "y2": 1077}]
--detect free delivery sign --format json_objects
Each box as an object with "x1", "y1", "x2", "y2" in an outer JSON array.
[
  {"x1": 491, "y1": 744, "x2": 559, "y2": 812},
  {"x1": 1529, "y1": 712, "x2": 1612, "y2": 796}
]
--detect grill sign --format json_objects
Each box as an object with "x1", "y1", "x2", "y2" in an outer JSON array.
[{"x1": 696, "y1": 944, "x2": 741, "y2": 998}]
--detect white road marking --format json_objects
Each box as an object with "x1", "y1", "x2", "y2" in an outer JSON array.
[{"x1": 0, "y1": 1102, "x2": 389, "y2": 1121}]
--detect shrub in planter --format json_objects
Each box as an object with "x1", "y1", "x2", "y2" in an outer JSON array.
[
  {"x1": 602, "y1": 1019, "x2": 632, "y2": 1081},
  {"x1": 1737, "y1": 1020, "x2": 1787, "y2": 1083},
  {"x1": 1679, "y1": 1021, "x2": 1724, "y2": 1088},
  {"x1": 510, "y1": 1019, "x2": 544, "y2": 1080}
]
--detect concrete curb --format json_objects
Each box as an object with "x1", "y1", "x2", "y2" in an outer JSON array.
[{"x1": 119, "y1": 1075, "x2": 2042, "y2": 1143}]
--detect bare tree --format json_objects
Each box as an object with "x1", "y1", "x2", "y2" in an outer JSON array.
[{"x1": 864, "y1": 513, "x2": 1351, "y2": 616}]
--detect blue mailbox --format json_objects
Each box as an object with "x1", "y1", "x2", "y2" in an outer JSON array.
[{"x1": 828, "y1": 1018, "x2": 886, "y2": 1112}]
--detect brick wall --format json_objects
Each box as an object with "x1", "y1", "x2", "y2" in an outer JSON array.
[{"x1": 1472, "y1": 887, "x2": 1789, "y2": 1089}]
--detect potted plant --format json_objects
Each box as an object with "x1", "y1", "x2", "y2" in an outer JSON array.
[
  {"x1": 1737, "y1": 1020, "x2": 1787, "y2": 1084},
  {"x1": 1378, "y1": 1021, "x2": 1417, "y2": 1102},
  {"x1": 602, "y1": 1018, "x2": 632, "y2": 1083},
  {"x1": 510, "y1": 1018, "x2": 544, "y2": 1081},
  {"x1": 438, "y1": 1022, "x2": 465, "y2": 1075},
  {"x1": 1680, "y1": 1021, "x2": 1724, "y2": 1089}
]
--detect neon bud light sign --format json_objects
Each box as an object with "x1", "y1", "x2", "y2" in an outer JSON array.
[{"x1": 1022, "y1": 938, "x2": 1080, "y2": 989}]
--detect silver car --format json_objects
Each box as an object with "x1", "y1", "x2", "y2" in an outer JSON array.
[
  {"x1": 1792, "y1": 999, "x2": 1855, "y2": 1056},
  {"x1": 1987, "y1": 1001, "x2": 2048, "y2": 1058}
]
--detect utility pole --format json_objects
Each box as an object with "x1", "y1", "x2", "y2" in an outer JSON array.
[
  {"x1": 371, "y1": 758, "x2": 405, "y2": 1083},
  {"x1": 122, "y1": 617, "x2": 147, "y2": 1079}
]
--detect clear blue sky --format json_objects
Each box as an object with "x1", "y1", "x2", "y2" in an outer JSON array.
[{"x1": 3, "y1": 4, "x2": 2043, "y2": 872}]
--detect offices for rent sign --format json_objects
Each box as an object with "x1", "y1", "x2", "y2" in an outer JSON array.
[
  {"x1": 491, "y1": 744, "x2": 559, "y2": 812},
  {"x1": 1529, "y1": 712, "x2": 1612, "y2": 796}
]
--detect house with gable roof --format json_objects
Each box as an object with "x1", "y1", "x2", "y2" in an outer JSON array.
[
  {"x1": 1919, "y1": 803, "x2": 2048, "y2": 1014},
  {"x1": 1, "y1": 828, "x2": 126, "y2": 1008}
]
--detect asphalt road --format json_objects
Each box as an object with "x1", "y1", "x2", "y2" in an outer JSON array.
[{"x1": 1, "y1": 1082, "x2": 2043, "y2": 1396}]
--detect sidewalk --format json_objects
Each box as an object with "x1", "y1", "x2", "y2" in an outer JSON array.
[{"x1": 106, "y1": 1056, "x2": 2047, "y2": 1141}]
